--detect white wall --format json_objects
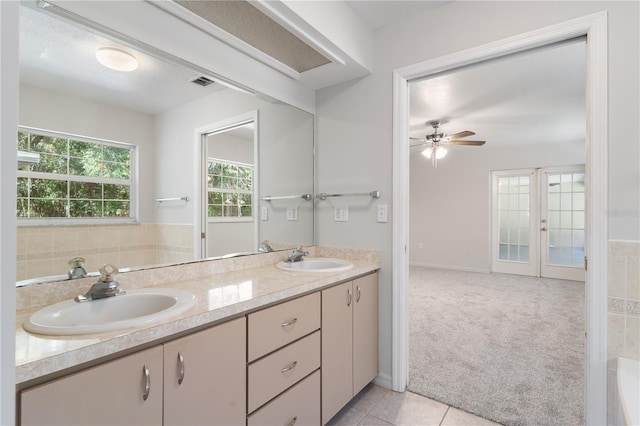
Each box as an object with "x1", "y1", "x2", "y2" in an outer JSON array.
[
  {"x1": 153, "y1": 87, "x2": 314, "y2": 251},
  {"x1": 316, "y1": 1, "x2": 639, "y2": 384},
  {"x1": 0, "y1": 2, "x2": 19, "y2": 422},
  {"x1": 259, "y1": 101, "x2": 314, "y2": 247},
  {"x1": 409, "y1": 142, "x2": 585, "y2": 271},
  {"x1": 18, "y1": 84, "x2": 156, "y2": 222}
]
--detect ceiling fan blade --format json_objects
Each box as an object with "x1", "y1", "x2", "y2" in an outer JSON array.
[
  {"x1": 449, "y1": 140, "x2": 486, "y2": 146},
  {"x1": 448, "y1": 130, "x2": 475, "y2": 139},
  {"x1": 410, "y1": 137, "x2": 426, "y2": 142}
]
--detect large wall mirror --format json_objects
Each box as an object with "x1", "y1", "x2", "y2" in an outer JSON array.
[{"x1": 17, "y1": 3, "x2": 314, "y2": 285}]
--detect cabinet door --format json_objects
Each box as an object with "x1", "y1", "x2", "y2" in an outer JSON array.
[
  {"x1": 20, "y1": 346, "x2": 163, "y2": 426},
  {"x1": 353, "y1": 272, "x2": 379, "y2": 394},
  {"x1": 321, "y1": 280, "x2": 354, "y2": 424},
  {"x1": 164, "y1": 317, "x2": 246, "y2": 426}
]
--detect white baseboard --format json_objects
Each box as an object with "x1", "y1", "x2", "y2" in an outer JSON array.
[
  {"x1": 373, "y1": 372, "x2": 393, "y2": 390},
  {"x1": 409, "y1": 262, "x2": 490, "y2": 274}
]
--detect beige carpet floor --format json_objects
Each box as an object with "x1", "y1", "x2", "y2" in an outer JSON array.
[{"x1": 408, "y1": 266, "x2": 585, "y2": 426}]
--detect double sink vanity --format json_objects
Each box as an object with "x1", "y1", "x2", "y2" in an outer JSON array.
[{"x1": 15, "y1": 247, "x2": 380, "y2": 425}]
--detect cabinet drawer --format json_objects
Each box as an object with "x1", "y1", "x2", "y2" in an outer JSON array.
[
  {"x1": 248, "y1": 331, "x2": 320, "y2": 413},
  {"x1": 248, "y1": 292, "x2": 320, "y2": 361},
  {"x1": 247, "y1": 370, "x2": 320, "y2": 426}
]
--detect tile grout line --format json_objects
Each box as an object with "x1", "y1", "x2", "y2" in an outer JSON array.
[{"x1": 439, "y1": 405, "x2": 451, "y2": 426}]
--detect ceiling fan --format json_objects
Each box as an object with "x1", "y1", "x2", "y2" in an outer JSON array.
[{"x1": 410, "y1": 120, "x2": 485, "y2": 167}]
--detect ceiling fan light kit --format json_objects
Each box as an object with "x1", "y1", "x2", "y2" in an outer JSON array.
[{"x1": 410, "y1": 120, "x2": 486, "y2": 168}]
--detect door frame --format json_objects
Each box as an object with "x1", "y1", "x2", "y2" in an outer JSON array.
[
  {"x1": 193, "y1": 111, "x2": 259, "y2": 259},
  {"x1": 392, "y1": 12, "x2": 608, "y2": 425}
]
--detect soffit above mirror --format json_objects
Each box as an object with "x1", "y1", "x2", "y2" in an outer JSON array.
[{"x1": 175, "y1": 0, "x2": 331, "y2": 73}]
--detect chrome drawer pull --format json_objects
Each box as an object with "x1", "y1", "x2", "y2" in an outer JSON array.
[
  {"x1": 356, "y1": 286, "x2": 361, "y2": 302},
  {"x1": 177, "y1": 352, "x2": 185, "y2": 385},
  {"x1": 286, "y1": 416, "x2": 298, "y2": 426},
  {"x1": 347, "y1": 289, "x2": 352, "y2": 306},
  {"x1": 281, "y1": 318, "x2": 298, "y2": 327},
  {"x1": 142, "y1": 365, "x2": 151, "y2": 401},
  {"x1": 281, "y1": 361, "x2": 298, "y2": 373}
]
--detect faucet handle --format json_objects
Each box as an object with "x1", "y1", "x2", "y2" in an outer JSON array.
[
  {"x1": 99, "y1": 264, "x2": 119, "y2": 282},
  {"x1": 68, "y1": 257, "x2": 85, "y2": 268}
]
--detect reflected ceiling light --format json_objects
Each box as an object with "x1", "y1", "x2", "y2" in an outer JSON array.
[{"x1": 96, "y1": 47, "x2": 138, "y2": 72}]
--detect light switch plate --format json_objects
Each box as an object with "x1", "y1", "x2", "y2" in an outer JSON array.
[
  {"x1": 334, "y1": 206, "x2": 349, "y2": 222},
  {"x1": 286, "y1": 207, "x2": 298, "y2": 221},
  {"x1": 377, "y1": 204, "x2": 388, "y2": 223},
  {"x1": 261, "y1": 206, "x2": 268, "y2": 221}
]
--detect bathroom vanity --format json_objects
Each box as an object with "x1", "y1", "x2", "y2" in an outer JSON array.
[{"x1": 15, "y1": 248, "x2": 380, "y2": 425}]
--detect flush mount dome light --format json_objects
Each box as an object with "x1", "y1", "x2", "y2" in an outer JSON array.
[{"x1": 96, "y1": 47, "x2": 138, "y2": 72}]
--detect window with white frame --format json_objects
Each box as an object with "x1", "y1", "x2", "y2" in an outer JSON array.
[
  {"x1": 17, "y1": 128, "x2": 135, "y2": 221},
  {"x1": 207, "y1": 158, "x2": 253, "y2": 220}
]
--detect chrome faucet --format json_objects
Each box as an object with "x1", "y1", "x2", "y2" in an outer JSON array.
[
  {"x1": 258, "y1": 240, "x2": 274, "y2": 253},
  {"x1": 75, "y1": 264, "x2": 125, "y2": 302},
  {"x1": 68, "y1": 257, "x2": 87, "y2": 279},
  {"x1": 286, "y1": 246, "x2": 309, "y2": 263}
]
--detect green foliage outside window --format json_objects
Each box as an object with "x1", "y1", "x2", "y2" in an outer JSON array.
[
  {"x1": 17, "y1": 130, "x2": 133, "y2": 219},
  {"x1": 207, "y1": 160, "x2": 253, "y2": 219}
]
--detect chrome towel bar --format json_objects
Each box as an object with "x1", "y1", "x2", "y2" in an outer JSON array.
[
  {"x1": 316, "y1": 191, "x2": 380, "y2": 200},
  {"x1": 155, "y1": 196, "x2": 189, "y2": 203},
  {"x1": 261, "y1": 194, "x2": 312, "y2": 201}
]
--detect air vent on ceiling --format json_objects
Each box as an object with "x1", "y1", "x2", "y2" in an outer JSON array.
[{"x1": 190, "y1": 76, "x2": 215, "y2": 87}]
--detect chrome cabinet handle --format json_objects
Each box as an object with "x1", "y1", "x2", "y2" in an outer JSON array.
[
  {"x1": 541, "y1": 227, "x2": 548, "y2": 231},
  {"x1": 281, "y1": 318, "x2": 298, "y2": 327},
  {"x1": 281, "y1": 361, "x2": 298, "y2": 373},
  {"x1": 347, "y1": 289, "x2": 352, "y2": 306},
  {"x1": 356, "y1": 286, "x2": 361, "y2": 302},
  {"x1": 142, "y1": 365, "x2": 151, "y2": 401},
  {"x1": 286, "y1": 416, "x2": 298, "y2": 426},
  {"x1": 177, "y1": 352, "x2": 185, "y2": 385}
]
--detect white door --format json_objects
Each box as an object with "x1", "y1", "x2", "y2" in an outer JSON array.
[
  {"x1": 491, "y1": 169, "x2": 539, "y2": 276},
  {"x1": 491, "y1": 166, "x2": 585, "y2": 281},
  {"x1": 540, "y1": 166, "x2": 586, "y2": 281}
]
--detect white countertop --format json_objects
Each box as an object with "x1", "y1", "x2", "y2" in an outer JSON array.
[{"x1": 16, "y1": 251, "x2": 380, "y2": 385}]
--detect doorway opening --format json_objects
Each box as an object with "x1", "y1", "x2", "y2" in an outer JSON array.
[
  {"x1": 392, "y1": 12, "x2": 608, "y2": 425},
  {"x1": 194, "y1": 112, "x2": 258, "y2": 260}
]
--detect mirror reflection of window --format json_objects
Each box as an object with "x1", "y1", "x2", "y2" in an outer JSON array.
[
  {"x1": 207, "y1": 159, "x2": 254, "y2": 219},
  {"x1": 17, "y1": 128, "x2": 134, "y2": 222}
]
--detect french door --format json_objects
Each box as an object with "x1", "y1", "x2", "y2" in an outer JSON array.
[{"x1": 491, "y1": 166, "x2": 585, "y2": 281}]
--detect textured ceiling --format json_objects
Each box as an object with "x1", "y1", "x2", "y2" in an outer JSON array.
[
  {"x1": 175, "y1": 0, "x2": 331, "y2": 73},
  {"x1": 410, "y1": 39, "x2": 586, "y2": 150},
  {"x1": 19, "y1": 5, "x2": 226, "y2": 115}
]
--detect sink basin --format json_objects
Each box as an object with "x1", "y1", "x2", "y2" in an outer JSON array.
[
  {"x1": 276, "y1": 258, "x2": 353, "y2": 273},
  {"x1": 24, "y1": 288, "x2": 196, "y2": 336}
]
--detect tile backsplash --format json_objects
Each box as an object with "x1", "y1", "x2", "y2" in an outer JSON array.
[
  {"x1": 16, "y1": 223, "x2": 193, "y2": 281},
  {"x1": 607, "y1": 240, "x2": 639, "y2": 425}
]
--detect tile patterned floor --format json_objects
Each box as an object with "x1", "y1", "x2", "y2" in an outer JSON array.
[{"x1": 327, "y1": 384, "x2": 502, "y2": 426}]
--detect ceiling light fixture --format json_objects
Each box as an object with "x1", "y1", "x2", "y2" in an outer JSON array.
[
  {"x1": 96, "y1": 47, "x2": 138, "y2": 72},
  {"x1": 421, "y1": 144, "x2": 447, "y2": 168}
]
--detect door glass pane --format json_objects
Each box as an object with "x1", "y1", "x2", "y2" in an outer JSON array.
[
  {"x1": 546, "y1": 171, "x2": 585, "y2": 267},
  {"x1": 497, "y1": 175, "x2": 530, "y2": 262}
]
